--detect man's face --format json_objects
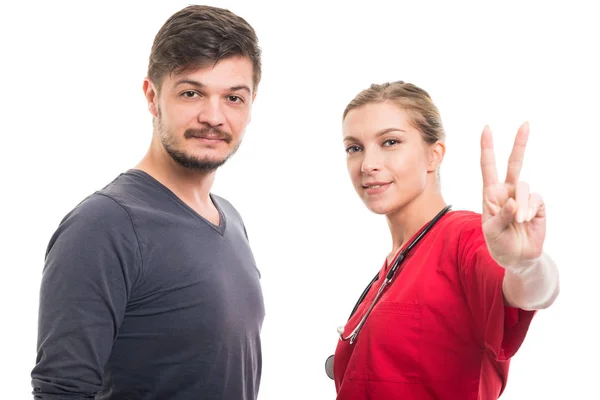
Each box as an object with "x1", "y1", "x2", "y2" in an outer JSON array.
[{"x1": 144, "y1": 56, "x2": 256, "y2": 173}]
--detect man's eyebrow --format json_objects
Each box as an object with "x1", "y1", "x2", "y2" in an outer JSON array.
[
  {"x1": 173, "y1": 80, "x2": 251, "y2": 94},
  {"x1": 229, "y1": 85, "x2": 252, "y2": 94},
  {"x1": 174, "y1": 79, "x2": 205, "y2": 88}
]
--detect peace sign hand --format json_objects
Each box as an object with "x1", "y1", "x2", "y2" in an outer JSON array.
[{"x1": 480, "y1": 122, "x2": 546, "y2": 269}]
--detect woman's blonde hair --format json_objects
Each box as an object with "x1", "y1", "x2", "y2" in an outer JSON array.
[{"x1": 343, "y1": 81, "x2": 445, "y2": 144}]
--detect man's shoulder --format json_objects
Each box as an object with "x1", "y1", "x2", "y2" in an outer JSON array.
[
  {"x1": 45, "y1": 191, "x2": 137, "y2": 259},
  {"x1": 61, "y1": 192, "x2": 132, "y2": 230},
  {"x1": 55, "y1": 172, "x2": 145, "y2": 235}
]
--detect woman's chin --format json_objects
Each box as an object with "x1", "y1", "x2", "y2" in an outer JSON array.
[{"x1": 364, "y1": 200, "x2": 393, "y2": 216}]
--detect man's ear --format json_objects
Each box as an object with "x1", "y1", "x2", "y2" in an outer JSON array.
[
  {"x1": 143, "y1": 78, "x2": 159, "y2": 118},
  {"x1": 248, "y1": 91, "x2": 257, "y2": 124}
]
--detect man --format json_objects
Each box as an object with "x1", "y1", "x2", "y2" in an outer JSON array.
[{"x1": 31, "y1": 5, "x2": 264, "y2": 399}]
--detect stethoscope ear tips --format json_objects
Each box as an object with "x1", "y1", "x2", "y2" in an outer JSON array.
[
  {"x1": 325, "y1": 354, "x2": 335, "y2": 380},
  {"x1": 336, "y1": 326, "x2": 345, "y2": 335}
]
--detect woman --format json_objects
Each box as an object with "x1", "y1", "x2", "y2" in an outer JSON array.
[{"x1": 328, "y1": 81, "x2": 560, "y2": 399}]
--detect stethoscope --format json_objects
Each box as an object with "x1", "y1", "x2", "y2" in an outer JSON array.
[{"x1": 325, "y1": 204, "x2": 452, "y2": 380}]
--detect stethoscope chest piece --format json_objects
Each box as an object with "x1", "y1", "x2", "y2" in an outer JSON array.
[{"x1": 325, "y1": 354, "x2": 335, "y2": 379}]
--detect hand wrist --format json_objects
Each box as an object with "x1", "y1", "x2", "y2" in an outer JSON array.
[
  {"x1": 502, "y1": 252, "x2": 560, "y2": 310},
  {"x1": 501, "y1": 254, "x2": 543, "y2": 274}
]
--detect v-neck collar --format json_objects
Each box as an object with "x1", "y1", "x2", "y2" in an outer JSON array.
[{"x1": 127, "y1": 169, "x2": 226, "y2": 236}]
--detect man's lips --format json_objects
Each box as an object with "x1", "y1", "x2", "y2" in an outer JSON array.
[{"x1": 189, "y1": 135, "x2": 226, "y2": 141}]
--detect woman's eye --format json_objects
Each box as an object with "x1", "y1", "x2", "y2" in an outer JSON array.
[
  {"x1": 346, "y1": 145, "x2": 361, "y2": 154},
  {"x1": 383, "y1": 139, "x2": 399, "y2": 147}
]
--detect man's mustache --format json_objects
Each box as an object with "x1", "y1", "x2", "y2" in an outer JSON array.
[{"x1": 184, "y1": 127, "x2": 233, "y2": 143}]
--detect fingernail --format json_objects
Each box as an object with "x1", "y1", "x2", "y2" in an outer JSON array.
[
  {"x1": 528, "y1": 207, "x2": 534, "y2": 221},
  {"x1": 517, "y1": 210, "x2": 524, "y2": 223}
]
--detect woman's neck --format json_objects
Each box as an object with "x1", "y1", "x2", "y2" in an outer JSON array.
[{"x1": 385, "y1": 193, "x2": 447, "y2": 264}]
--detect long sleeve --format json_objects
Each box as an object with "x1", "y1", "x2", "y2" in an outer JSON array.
[
  {"x1": 457, "y1": 216, "x2": 535, "y2": 361},
  {"x1": 31, "y1": 194, "x2": 141, "y2": 399}
]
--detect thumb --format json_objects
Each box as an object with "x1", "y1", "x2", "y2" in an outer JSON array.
[{"x1": 484, "y1": 197, "x2": 517, "y2": 240}]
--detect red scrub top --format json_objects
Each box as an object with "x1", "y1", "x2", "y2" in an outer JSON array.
[{"x1": 333, "y1": 211, "x2": 536, "y2": 400}]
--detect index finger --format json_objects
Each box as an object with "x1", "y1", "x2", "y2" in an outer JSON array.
[
  {"x1": 480, "y1": 125, "x2": 499, "y2": 187},
  {"x1": 505, "y1": 122, "x2": 530, "y2": 184}
]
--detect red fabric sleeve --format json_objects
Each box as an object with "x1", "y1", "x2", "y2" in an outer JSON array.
[{"x1": 457, "y1": 214, "x2": 536, "y2": 361}]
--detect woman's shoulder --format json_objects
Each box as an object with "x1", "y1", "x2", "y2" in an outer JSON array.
[
  {"x1": 435, "y1": 210, "x2": 490, "y2": 269},
  {"x1": 443, "y1": 209, "x2": 481, "y2": 226},
  {"x1": 439, "y1": 209, "x2": 485, "y2": 242}
]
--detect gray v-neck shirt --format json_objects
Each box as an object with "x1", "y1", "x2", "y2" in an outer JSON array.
[{"x1": 32, "y1": 170, "x2": 265, "y2": 400}]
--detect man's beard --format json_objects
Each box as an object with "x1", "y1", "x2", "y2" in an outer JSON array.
[{"x1": 159, "y1": 119, "x2": 240, "y2": 173}]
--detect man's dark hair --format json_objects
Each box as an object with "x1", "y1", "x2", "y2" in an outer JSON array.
[{"x1": 148, "y1": 5, "x2": 261, "y2": 92}]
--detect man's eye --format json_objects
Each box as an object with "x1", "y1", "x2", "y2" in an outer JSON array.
[
  {"x1": 228, "y1": 95, "x2": 244, "y2": 103},
  {"x1": 182, "y1": 91, "x2": 199, "y2": 98}
]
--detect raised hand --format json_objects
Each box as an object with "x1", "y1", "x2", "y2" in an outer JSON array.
[{"x1": 480, "y1": 122, "x2": 546, "y2": 269}]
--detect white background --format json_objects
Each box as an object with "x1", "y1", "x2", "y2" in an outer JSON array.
[{"x1": 1, "y1": 0, "x2": 598, "y2": 398}]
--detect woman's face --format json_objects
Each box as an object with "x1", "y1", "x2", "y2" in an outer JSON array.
[{"x1": 342, "y1": 101, "x2": 442, "y2": 216}]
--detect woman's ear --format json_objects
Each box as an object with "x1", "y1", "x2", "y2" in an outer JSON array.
[{"x1": 428, "y1": 141, "x2": 446, "y2": 172}]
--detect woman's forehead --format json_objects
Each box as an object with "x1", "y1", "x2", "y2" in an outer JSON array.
[{"x1": 343, "y1": 103, "x2": 416, "y2": 138}]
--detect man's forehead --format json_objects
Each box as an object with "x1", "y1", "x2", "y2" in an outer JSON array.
[{"x1": 167, "y1": 62, "x2": 254, "y2": 91}]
